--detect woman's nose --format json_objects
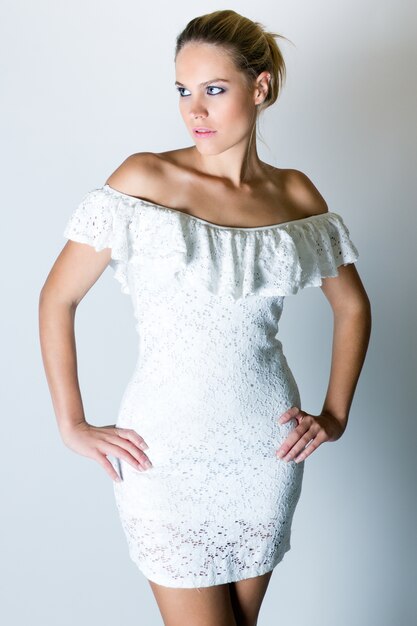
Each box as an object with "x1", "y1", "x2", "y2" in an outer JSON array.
[
  {"x1": 191, "y1": 112, "x2": 207, "y2": 120},
  {"x1": 188, "y1": 101, "x2": 208, "y2": 119}
]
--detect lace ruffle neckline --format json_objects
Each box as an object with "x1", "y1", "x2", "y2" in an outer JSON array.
[{"x1": 63, "y1": 184, "x2": 360, "y2": 299}]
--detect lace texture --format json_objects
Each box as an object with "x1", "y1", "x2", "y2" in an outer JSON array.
[
  {"x1": 63, "y1": 184, "x2": 359, "y2": 588},
  {"x1": 63, "y1": 184, "x2": 359, "y2": 300}
]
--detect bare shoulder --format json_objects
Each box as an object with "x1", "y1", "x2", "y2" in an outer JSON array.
[
  {"x1": 104, "y1": 152, "x2": 165, "y2": 197},
  {"x1": 281, "y1": 168, "x2": 329, "y2": 217}
]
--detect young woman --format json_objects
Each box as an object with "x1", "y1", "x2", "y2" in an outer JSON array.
[{"x1": 39, "y1": 10, "x2": 371, "y2": 626}]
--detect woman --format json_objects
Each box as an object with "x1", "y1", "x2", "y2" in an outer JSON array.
[{"x1": 39, "y1": 9, "x2": 371, "y2": 626}]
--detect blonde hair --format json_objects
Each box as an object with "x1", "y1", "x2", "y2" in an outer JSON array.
[{"x1": 174, "y1": 9, "x2": 292, "y2": 176}]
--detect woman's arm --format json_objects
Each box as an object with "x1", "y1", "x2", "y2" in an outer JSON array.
[
  {"x1": 39, "y1": 239, "x2": 152, "y2": 481},
  {"x1": 319, "y1": 262, "x2": 372, "y2": 432},
  {"x1": 276, "y1": 262, "x2": 371, "y2": 463},
  {"x1": 38, "y1": 240, "x2": 111, "y2": 439},
  {"x1": 282, "y1": 170, "x2": 371, "y2": 434}
]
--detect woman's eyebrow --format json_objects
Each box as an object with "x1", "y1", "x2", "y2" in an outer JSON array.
[{"x1": 174, "y1": 78, "x2": 230, "y2": 87}]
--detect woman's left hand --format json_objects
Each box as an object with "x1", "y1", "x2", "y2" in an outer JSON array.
[{"x1": 276, "y1": 406, "x2": 345, "y2": 463}]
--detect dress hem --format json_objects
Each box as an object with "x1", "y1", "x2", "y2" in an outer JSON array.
[{"x1": 129, "y1": 542, "x2": 292, "y2": 589}]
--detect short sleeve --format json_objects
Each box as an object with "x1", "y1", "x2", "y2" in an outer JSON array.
[
  {"x1": 63, "y1": 187, "x2": 133, "y2": 295},
  {"x1": 290, "y1": 212, "x2": 360, "y2": 292}
]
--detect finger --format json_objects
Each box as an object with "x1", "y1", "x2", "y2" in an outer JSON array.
[
  {"x1": 110, "y1": 428, "x2": 151, "y2": 465},
  {"x1": 282, "y1": 432, "x2": 316, "y2": 461},
  {"x1": 95, "y1": 452, "x2": 122, "y2": 482},
  {"x1": 294, "y1": 438, "x2": 319, "y2": 463},
  {"x1": 278, "y1": 406, "x2": 300, "y2": 424},
  {"x1": 294, "y1": 429, "x2": 327, "y2": 462},
  {"x1": 276, "y1": 420, "x2": 311, "y2": 458},
  {"x1": 283, "y1": 423, "x2": 317, "y2": 458},
  {"x1": 99, "y1": 441, "x2": 152, "y2": 472},
  {"x1": 115, "y1": 427, "x2": 149, "y2": 451}
]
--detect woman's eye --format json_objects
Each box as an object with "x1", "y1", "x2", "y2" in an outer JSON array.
[
  {"x1": 177, "y1": 87, "x2": 191, "y2": 97},
  {"x1": 176, "y1": 86, "x2": 225, "y2": 97},
  {"x1": 207, "y1": 86, "x2": 224, "y2": 95}
]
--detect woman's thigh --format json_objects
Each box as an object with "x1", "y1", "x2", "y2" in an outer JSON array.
[
  {"x1": 148, "y1": 579, "x2": 238, "y2": 626},
  {"x1": 228, "y1": 570, "x2": 274, "y2": 626}
]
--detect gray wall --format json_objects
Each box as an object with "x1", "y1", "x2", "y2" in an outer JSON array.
[{"x1": 1, "y1": 0, "x2": 415, "y2": 624}]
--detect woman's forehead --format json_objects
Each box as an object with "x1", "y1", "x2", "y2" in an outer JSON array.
[{"x1": 175, "y1": 45, "x2": 238, "y2": 80}]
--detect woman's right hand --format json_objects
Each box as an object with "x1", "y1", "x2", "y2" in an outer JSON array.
[{"x1": 61, "y1": 422, "x2": 152, "y2": 482}]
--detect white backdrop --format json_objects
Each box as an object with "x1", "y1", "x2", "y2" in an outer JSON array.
[{"x1": 1, "y1": 1, "x2": 416, "y2": 624}]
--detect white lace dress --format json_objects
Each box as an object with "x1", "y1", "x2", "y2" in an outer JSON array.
[{"x1": 63, "y1": 183, "x2": 359, "y2": 588}]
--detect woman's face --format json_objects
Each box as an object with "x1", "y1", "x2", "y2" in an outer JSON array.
[{"x1": 175, "y1": 42, "x2": 264, "y2": 156}]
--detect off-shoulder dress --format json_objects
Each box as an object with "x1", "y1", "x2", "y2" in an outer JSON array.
[{"x1": 63, "y1": 183, "x2": 359, "y2": 588}]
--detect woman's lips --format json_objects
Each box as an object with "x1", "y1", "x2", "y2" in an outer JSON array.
[{"x1": 193, "y1": 128, "x2": 217, "y2": 138}]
